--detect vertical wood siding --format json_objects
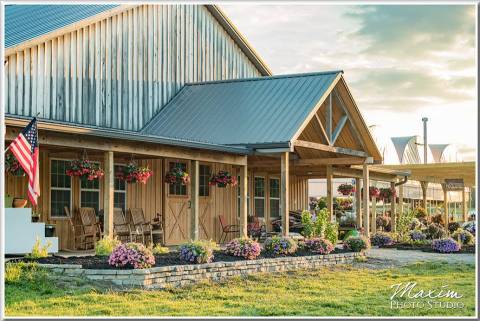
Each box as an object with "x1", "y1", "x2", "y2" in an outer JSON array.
[{"x1": 5, "y1": 5, "x2": 262, "y2": 130}]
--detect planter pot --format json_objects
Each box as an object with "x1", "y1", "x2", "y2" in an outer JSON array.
[
  {"x1": 217, "y1": 183, "x2": 227, "y2": 188},
  {"x1": 13, "y1": 198, "x2": 27, "y2": 208},
  {"x1": 45, "y1": 224, "x2": 56, "y2": 237},
  {"x1": 32, "y1": 216, "x2": 40, "y2": 223}
]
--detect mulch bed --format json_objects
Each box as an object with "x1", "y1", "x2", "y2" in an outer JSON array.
[
  {"x1": 18, "y1": 248, "x2": 354, "y2": 270},
  {"x1": 380, "y1": 243, "x2": 475, "y2": 254}
]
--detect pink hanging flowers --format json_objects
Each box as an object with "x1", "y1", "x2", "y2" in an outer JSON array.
[
  {"x1": 5, "y1": 152, "x2": 26, "y2": 177},
  {"x1": 209, "y1": 170, "x2": 237, "y2": 187},
  {"x1": 338, "y1": 183, "x2": 355, "y2": 196},
  {"x1": 116, "y1": 162, "x2": 153, "y2": 184},
  {"x1": 165, "y1": 167, "x2": 190, "y2": 185},
  {"x1": 66, "y1": 159, "x2": 104, "y2": 181}
]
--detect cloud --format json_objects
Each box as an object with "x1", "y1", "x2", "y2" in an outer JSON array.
[{"x1": 220, "y1": 4, "x2": 476, "y2": 160}]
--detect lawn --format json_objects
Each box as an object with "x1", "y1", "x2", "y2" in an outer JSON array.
[{"x1": 5, "y1": 261, "x2": 476, "y2": 317}]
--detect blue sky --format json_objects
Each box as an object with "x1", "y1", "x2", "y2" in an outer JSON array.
[{"x1": 222, "y1": 4, "x2": 476, "y2": 161}]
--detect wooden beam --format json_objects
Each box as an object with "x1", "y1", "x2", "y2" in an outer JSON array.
[
  {"x1": 239, "y1": 165, "x2": 248, "y2": 238},
  {"x1": 326, "y1": 94, "x2": 333, "y2": 142},
  {"x1": 442, "y1": 184, "x2": 449, "y2": 230},
  {"x1": 355, "y1": 177, "x2": 362, "y2": 228},
  {"x1": 462, "y1": 188, "x2": 467, "y2": 222},
  {"x1": 296, "y1": 157, "x2": 365, "y2": 166},
  {"x1": 103, "y1": 151, "x2": 114, "y2": 238},
  {"x1": 390, "y1": 182, "x2": 397, "y2": 233},
  {"x1": 5, "y1": 126, "x2": 247, "y2": 166},
  {"x1": 331, "y1": 115, "x2": 348, "y2": 145},
  {"x1": 332, "y1": 167, "x2": 398, "y2": 182},
  {"x1": 398, "y1": 183, "x2": 404, "y2": 218},
  {"x1": 362, "y1": 164, "x2": 370, "y2": 237},
  {"x1": 314, "y1": 113, "x2": 331, "y2": 145},
  {"x1": 326, "y1": 165, "x2": 333, "y2": 222},
  {"x1": 371, "y1": 195, "x2": 377, "y2": 234},
  {"x1": 281, "y1": 152, "x2": 290, "y2": 237},
  {"x1": 190, "y1": 160, "x2": 200, "y2": 241},
  {"x1": 294, "y1": 140, "x2": 368, "y2": 157},
  {"x1": 420, "y1": 181, "x2": 429, "y2": 210},
  {"x1": 333, "y1": 87, "x2": 369, "y2": 154}
]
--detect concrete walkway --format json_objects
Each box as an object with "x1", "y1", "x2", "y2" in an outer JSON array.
[{"x1": 358, "y1": 247, "x2": 476, "y2": 269}]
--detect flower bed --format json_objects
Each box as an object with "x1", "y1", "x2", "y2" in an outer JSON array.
[
  {"x1": 382, "y1": 243, "x2": 475, "y2": 254},
  {"x1": 24, "y1": 250, "x2": 364, "y2": 289}
]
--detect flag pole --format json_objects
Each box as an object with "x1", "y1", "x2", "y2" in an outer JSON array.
[{"x1": 4, "y1": 113, "x2": 40, "y2": 153}]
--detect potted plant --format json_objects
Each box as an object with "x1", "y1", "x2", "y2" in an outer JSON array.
[
  {"x1": 209, "y1": 170, "x2": 237, "y2": 187},
  {"x1": 379, "y1": 187, "x2": 396, "y2": 202},
  {"x1": 116, "y1": 161, "x2": 153, "y2": 184},
  {"x1": 31, "y1": 210, "x2": 40, "y2": 223},
  {"x1": 165, "y1": 167, "x2": 190, "y2": 185},
  {"x1": 338, "y1": 183, "x2": 355, "y2": 196},
  {"x1": 66, "y1": 159, "x2": 104, "y2": 181},
  {"x1": 5, "y1": 153, "x2": 26, "y2": 177}
]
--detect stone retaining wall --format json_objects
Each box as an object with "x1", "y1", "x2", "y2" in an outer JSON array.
[{"x1": 40, "y1": 252, "x2": 364, "y2": 289}]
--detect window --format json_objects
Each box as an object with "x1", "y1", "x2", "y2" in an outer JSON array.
[
  {"x1": 237, "y1": 175, "x2": 250, "y2": 217},
  {"x1": 80, "y1": 166, "x2": 100, "y2": 215},
  {"x1": 114, "y1": 164, "x2": 127, "y2": 212},
  {"x1": 50, "y1": 159, "x2": 72, "y2": 218},
  {"x1": 254, "y1": 177, "x2": 265, "y2": 217},
  {"x1": 199, "y1": 165, "x2": 211, "y2": 197},
  {"x1": 269, "y1": 178, "x2": 280, "y2": 218},
  {"x1": 169, "y1": 162, "x2": 187, "y2": 196}
]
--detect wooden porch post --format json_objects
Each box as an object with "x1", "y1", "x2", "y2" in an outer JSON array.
[
  {"x1": 103, "y1": 151, "x2": 114, "y2": 238},
  {"x1": 355, "y1": 178, "x2": 362, "y2": 228},
  {"x1": 371, "y1": 181, "x2": 377, "y2": 234},
  {"x1": 190, "y1": 160, "x2": 199, "y2": 241},
  {"x1": 362, "y1": 164, "x2": 370, "y2": 237},
  {"x1": 390, "y1": 182, "x2": 397, "y2": 233},
  {"x1": 420, "y1": 181, "x2": 428, "y2": 213},
  {"x1": 239, "y1": 165, "x2": 248, "y2": 238},
  {"x1": 442, "y1": 184, "x2": 449, "y2": 230},
  {"x1": 462, "y1": 188, "x2": 467, "y2": 222},
  {"x1": 398, "y1": 182, "x2": 404, "y2": 220},
  {"x1": 326, "y1": 165, "x2": 333, "y2": 222},
  {"x1": 281, "y1": 152, "x2": 290, "y2": 237}
]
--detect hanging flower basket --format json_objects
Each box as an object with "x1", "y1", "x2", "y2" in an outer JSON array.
[
  {"x1": 338, "y1": 183, "x2": 355, "y2": 196},
  {"x1": 165, "y1": 167, "x2": 190, "y2": 185},
  {"x1": 209, "y1": 170, "x2": 237, "y2": 188},
  {"x1": 66, "y1": 159, "x2": 104, "y2": 181},
  {"x1": 116, "y1": 162, "x2": 153, "y2": 184},
  {"x1": 379, "y1": 187, "x2": 396, "y2": 202},
  {"x1": 369, "y1": 186, "x2": 380, "y2": 199},
  {"x1": 5, "y1": 153, "x2": 26, "y2": 177}
]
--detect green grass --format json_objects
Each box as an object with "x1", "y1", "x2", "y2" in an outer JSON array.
[{"x1": 5, "y1": 261, "x2": 476, "y2": 317}]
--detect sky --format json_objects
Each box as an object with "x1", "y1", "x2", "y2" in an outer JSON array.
[{"x1": 221, "y1": 4, "x2": 477, "y2": 161}]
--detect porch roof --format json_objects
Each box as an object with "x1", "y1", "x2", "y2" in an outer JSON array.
[{"x1": 142, "y1": 71, "x2": 342, "y2": 147}]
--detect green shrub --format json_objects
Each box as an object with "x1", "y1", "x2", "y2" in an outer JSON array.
[
  {"x1": 5, "y1": 262, "x2": 39, "y2": 284},
  {"x1": 396, "y1": 210, "x2": 416, "y2": 242},
  {"x1": 151, "y1": 244, "x2": 170, "y2": 255},
  {"x1": 95, "y1": 236, "x2": 121, "y2": 256},
  {"x1": 413, "y1": 207, "x2": 428, "y2": 221},
  {"x1": 301, "y1": 210, "x2": 315, "y2": 238},
  {"x1": 343, "y1": 236, "x2": 370, "y2": 252},
  {"x1": 430, "y1": 214, "x2": 445, "y2": 226},
  {"x1": 425, "y1": 223, "x2": 448, "y2": 240},
  {"x1": 452, "y1": 228, "x2": 474, "y2": 245},
  {"x1": 25, "y1": 237, "x2": 51, "y2": 259},
  {"x1": 324, "y1": 222, "x2": 339, "y2": 245},
  {"x1": 264, "y1": 236, "x2": 298, "y2": 256},
  {"x1": 179, "y1": 240, "x2": 219, "y2": 264}
]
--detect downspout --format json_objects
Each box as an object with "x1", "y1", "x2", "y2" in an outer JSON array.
[{"x1": 395, "y1": 176, "x2": 408, "y2": 186}]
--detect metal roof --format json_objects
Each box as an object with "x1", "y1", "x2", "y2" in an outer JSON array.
[
  {"x1": 141, "y1": 71, "x2": 342, "y2": 147},
  {"x1": 4, "y1": 4, "x2": 118, "y2": 48}
]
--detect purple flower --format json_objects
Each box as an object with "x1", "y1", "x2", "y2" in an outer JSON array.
[
  {"x1": 370, "y1": 232, "x2": 395, "y2": 247},
  {"x1": 226, "y1": 238, "x2": 261, "y2": 260},
  {"x1": 264, "y1": 236, "x2": 297, "y2": 256},
  {"x1": 108, "y1": 243, "x2": 155, "y2": 269},
  {"x1": 431, "y1": 238, "x2": 461, "y2": 253},
  {"x1": 305, "y1": 238, "x2": 334, "y2": 254}
]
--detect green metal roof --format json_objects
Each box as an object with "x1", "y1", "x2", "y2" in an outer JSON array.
[
  {"x1": 5, "y1": 5, "x2": 118, "y2": 48},
  {"x1": 141, "y1": 71, "x2": 342, "y2": 147}
]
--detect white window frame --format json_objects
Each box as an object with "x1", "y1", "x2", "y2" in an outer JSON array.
[
  {"x1": 254, "y1": 176, "x2": 266, "y2": 217},
  {"x1": 79, "y1": 161, "x2": 101, "y2": 213},
  {"x1": 269, "y1": 177, "x2": 281, "y2": 218},
  {"x1": 50, "y1": 158, "x2": 73, "y2": 219},
  {"x1": 114, "y1": 163, "x2": 127, "y2": 211}
]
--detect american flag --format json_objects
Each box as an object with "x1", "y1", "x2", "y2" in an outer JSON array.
[{"x1": 9, "y1": 118, "x2": 40, "y2": 205}]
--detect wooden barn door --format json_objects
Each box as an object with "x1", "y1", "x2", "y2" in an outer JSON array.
[
  {"x1": 164, "y1": 160, "x2": 190, "y2": 245},
  {"x1": 199, "y1": 163, "x2": 214, "y2": 240}
]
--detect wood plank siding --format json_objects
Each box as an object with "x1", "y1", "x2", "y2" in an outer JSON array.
[{"x1": 5, "y1": 5, "x2": 262, "y2": 130}]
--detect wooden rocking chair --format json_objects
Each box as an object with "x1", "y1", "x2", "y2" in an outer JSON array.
[
  {"x1": 129, "y1": 208, "x2": 153, "y2": 245},
  {"x1": 113, "y1": 208, "x2": 134, "y2": 242},
  {"x1": 78, "y1": 207, "x2": 102, "y2": 250}
]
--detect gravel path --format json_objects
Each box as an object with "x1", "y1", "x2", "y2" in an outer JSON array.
[{"x1": 354, "y1": 247, "x2": 476, "y2": 269}]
